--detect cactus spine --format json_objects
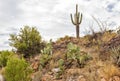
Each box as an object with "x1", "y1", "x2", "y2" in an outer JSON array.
[{"x1": 70, "y1": 4, "x2": 83, "y2": 38}]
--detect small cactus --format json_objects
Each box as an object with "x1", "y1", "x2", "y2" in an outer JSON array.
[
  {"x1": 66, "y1": 43, "x2": 91, "y2": 68},
  {"x1": 70, "y1": 4, "x2": 83, "y2": 38},
  {"x1": 56, "y1": 59, "x2": 65, "y2": 79},
  {"x1": 40, "y1": 41, "x2": 53, "y2": 68},
  {"x1": 111, "y1": 46, "x2": 120, "y2": 67}
]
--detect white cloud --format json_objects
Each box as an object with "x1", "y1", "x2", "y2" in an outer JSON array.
[{"x1": 0, "y1": 0, "x2": 120, "y2": 50}]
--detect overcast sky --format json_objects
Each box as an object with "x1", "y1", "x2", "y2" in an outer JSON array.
[{"x1": 0, "y1": 0, "x2": 120, "y2": 50}]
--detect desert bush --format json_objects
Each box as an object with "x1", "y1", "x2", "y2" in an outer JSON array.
[
  {"x1": 111, "y1": 46, "x2": 120, "y2": 67},
  {"x1": 0, "y1": 51, "x2": 14, "y2": 67},
  {"x1": 40, "y1": 41, "x2": 52, "y2": 69},
  {"x1": 9, "y1": 26, "x2": 44, "y2": 57},
  {"x1": 5, "y1": 57, "x2": 32, "y2": 81}
]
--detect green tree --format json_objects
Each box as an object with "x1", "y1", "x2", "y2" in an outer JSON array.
[
  {"x1": 5, "y1": 57, "x2": 32, "y2": 81},
  {"x1": 0, "y1": 51, "x2": 14, "y2": 67},
  {"x1": 9, "y1": 26, "x2": 44, "y2": 57}
]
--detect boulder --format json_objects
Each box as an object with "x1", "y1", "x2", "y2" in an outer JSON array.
[{"x1": 0, "y1": 74, "x2": 5, "y2": 81}]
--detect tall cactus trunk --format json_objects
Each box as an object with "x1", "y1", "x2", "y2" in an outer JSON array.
[{"x1": 76, "y1": 25, "x2": 79, "y2": 38}]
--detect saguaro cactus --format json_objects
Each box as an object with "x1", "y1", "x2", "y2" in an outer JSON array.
[{"x1": 70, "y1": 4, "x2": 83, "y2": 38}]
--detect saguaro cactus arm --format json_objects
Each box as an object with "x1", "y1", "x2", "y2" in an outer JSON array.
[
  {"x1": 70, "y1": 14, "x2": 76, "y2": 25},
  {"x1": 76, "y1": 4, "x2": 78, "y2": 14},
  {"x1": 78, "y1": 13, "x2": 83, "y2": 24}
]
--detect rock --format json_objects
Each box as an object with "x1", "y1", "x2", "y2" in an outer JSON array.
[
  {"x1": 34, "y1": 56, "x2": 40, "y2": 61},
  {"x1": 0, "y1": 74, "x2": 5, "y2": 81},
  {"x1": 65, "y1": 74, "x2": 87, "y2": 81},
  {"x1": 109, "y1": 76, "x2": 120, "y2": 81},
  {"x1": 78, "y1": 75, "x2": 86, "y2": 81},
  {"x1": 52, "y1": 68, "x2": 60, "y2": 73},
  {"x1": 101, "y1": 78, "x2": 106, "y2": 81}
]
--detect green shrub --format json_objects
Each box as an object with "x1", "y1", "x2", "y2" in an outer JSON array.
[
  {"x1": 5, "y1": 57, "x2": 32, "y2": 81},
  {"x1": 0, "y1": 51, "x2": 14, "y2": 67},
  {"x1": 111, "y1": 46, "x2": 120, "y2": 67},
  {"x1": 9, "y1": 26, "x2": 44, "y2": 57}
]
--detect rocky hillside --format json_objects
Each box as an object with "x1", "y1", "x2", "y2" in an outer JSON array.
[
  {"x1": 31, "y1": 32, "x2": 120, "y2": 81},
  {"x1": 0, "y1": 31, "x2": 120, "y2": 81}
]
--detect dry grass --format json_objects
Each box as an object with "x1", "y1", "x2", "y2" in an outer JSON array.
[
  {"x1": 102, "y1": 32, "x2": 116, "y2": 42},
  {"x1": 98, "y1": 62, "x2": 120, "y2": 80}
]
